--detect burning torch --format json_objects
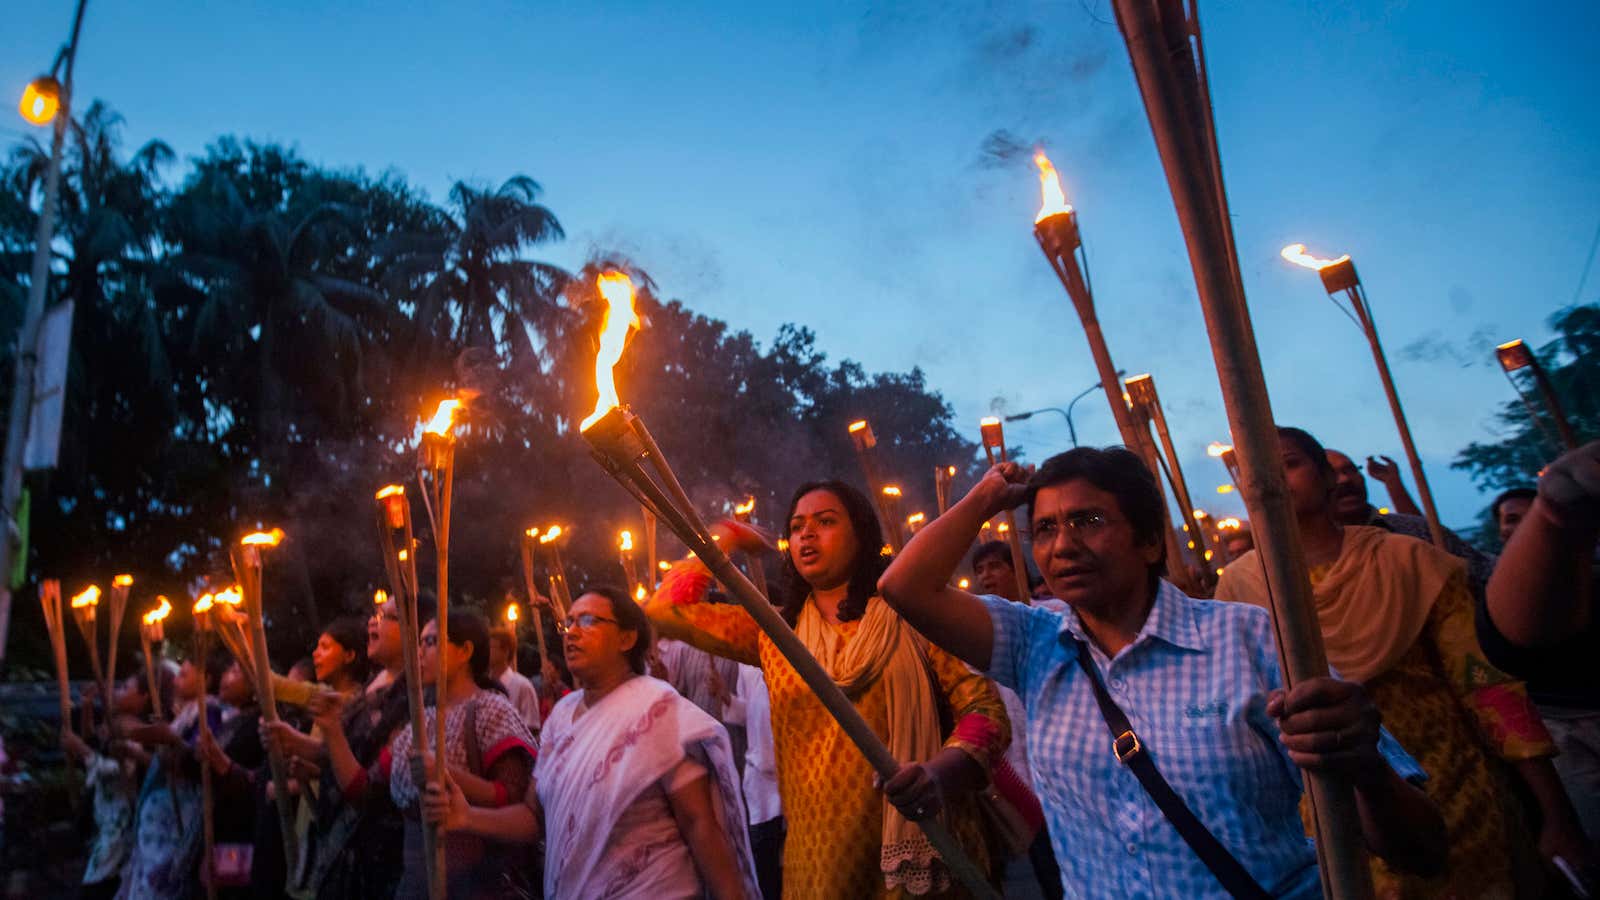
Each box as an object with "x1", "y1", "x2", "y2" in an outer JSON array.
[
  {"x1": 1125, "y1": 374, "x2": 1214, "y2": 591},
  {"x1": 732, "y1": 496, "x2": 769, "y2": 598},
  {"x1": 139, "y1": 596, "x2": 172, "y2": 719},
  {"x1": 978, "y1": 418, "x2": 1034, "y2": 603},
  {"x1": 232, "y1": 529, "x2": 296, "y2": 872},
  {"x1": 1495, "y1": 339, "x2": 1578, "y2": 452}
]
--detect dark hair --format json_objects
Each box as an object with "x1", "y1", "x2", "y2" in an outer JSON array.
[
  {"x1": 1491, "y1": 487, "x2": 1537, "y2": 522},
  {"x1": 489, "y1": 627, "x2": 516, "y2": 654},
  {"x1": 576, "y1": 585, "x2": 653, "y2": 675},
  {"x1": 970, "y1": 540, "x2": 1013, "y2": 572},
  {"x1": 777, "y1": 480, "x2": 888, "y2": 626},
  {"x1": 1276, "y1": 426, "x2": 1337, "y2": 487},
  {"x1": 1025, "y1": 447, "x2": 1167, "y2": 578},
  {"x1": 427, "y1": 609, "x2": 503, "y2": 694},
  {"x1": 132, "y1": 656, "x2": 177, "y2": 721},
  {"x1": 321, "y1": 617, "x2": 371, "y2": 684}
]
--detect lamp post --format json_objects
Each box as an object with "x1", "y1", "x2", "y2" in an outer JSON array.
[
  {"x1": 0, "y1": 0, "x2": 90, "y2": 667},
  {"x1": 1282, "y1": 244, "x2": 1446, "y2": 547},
  {"x1": 1004, "y1": 373, "x2": 1123, "y2": 448},
  {"x1": 1495, "y1": 339, "x2": 1578, "y2": 452}
]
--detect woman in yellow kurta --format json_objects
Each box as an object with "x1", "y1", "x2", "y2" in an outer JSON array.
[
  {"x1": 1217, "y1": 427, "x2": 1592, "y2": 899},
  {"x1": 644, "y1": 479, "x2": 1010, "y2": 899}
]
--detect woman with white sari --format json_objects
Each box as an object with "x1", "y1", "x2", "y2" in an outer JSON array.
[{"x1": 424, "y1": 586, "x2": 757, "y2": 899}]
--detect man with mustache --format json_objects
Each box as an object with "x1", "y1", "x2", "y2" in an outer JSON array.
[
  {"x1": 1325, "y1": 449, "x2": 1493, "y2": 591},
  {"x1": 879, "y1": 447, "x2": 1446, "y2": 898}
]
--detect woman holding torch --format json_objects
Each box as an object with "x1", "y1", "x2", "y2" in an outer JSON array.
[
  {"x1": 643, "y1": 480, "x2": 1011, "y2": 899},
  {"x1": 315, "y1": 608, "x2": 535, "y2": 900}
]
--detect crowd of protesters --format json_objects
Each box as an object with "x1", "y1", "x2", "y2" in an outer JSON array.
[{"x1": 16, "y1": 435, "x2": 1600, "y2": 898}]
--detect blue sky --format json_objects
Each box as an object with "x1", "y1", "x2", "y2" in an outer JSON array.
[{"x1": 5, "y1": 1, "x2": 1597, "y2": 529}]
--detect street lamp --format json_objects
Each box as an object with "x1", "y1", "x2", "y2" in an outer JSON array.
[
  {"x1": 0, "y1": 0, "x2": 90, "y2": 667},
  {"x1": 1005, "y1": 371, "x2": 1125, "y2": 447},
  {"x1": 1281, "y1": 242, "x2": 1446, "y2": 547}
]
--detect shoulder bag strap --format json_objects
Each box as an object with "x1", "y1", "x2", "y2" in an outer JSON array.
[{"x1": 1071, "y1": 639, "x2": 1274, "y2": 900}]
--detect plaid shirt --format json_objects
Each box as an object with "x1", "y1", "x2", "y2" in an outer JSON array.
[{"x1": 983, "y1": 581, "x2": 1424, "y2": 899}]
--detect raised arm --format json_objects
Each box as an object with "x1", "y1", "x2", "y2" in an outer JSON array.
[
  {"x1": 1485, "y1": 440, "x2": 1599, "y2": 647},
  {"x1": 642, "y1": 554, "x2": 763, "y2": 666},
  {"x1": 877, "y1": 463, "x2": 1030, "y2": 670},
  {"x1": 1367, "y1": 455, "x2": 1423, "y2": 518}
]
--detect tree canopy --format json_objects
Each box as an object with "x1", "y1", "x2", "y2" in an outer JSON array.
[{"x1": 0, "y1": 105, "x2": 982, "y2": 674}]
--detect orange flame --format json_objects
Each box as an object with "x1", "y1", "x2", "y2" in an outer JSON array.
[
  {"x1": 374, "y1": 589, "x2": 389, "y2": 606},
  {"x1": 1034, "y1": 150, "x2": 1072, "y2": 224},
  {"x1": 957, "y1": 578, "x2": 970, "y2": 590},
  {"x1": 1206, "y1": 442, "x2": 1232, "y2": 458},
  {"x1": 376, "y1": 485, "x2": 405, "y2": 500},
  {"x1": 634, "y1": 585, "x2": 647, "y2": 601},
  {"x1": 1217, "y1": 517, "x2": 1242, "y2": 530},
  {"x1": 71, "y1": 586, "x2": 101, "y2": 609},
  {"x1": 658, "y1": 560, "x2": 672, "y2": 571},
  {"x1": 505, "y1": 603, "x2": 519, "y2": 623},
  {"x1": 882, "y1": 485, "x2": 902, "y2": 498},
  {"x1": 946, "y1": 465, "x2": 957, "y2": 477},
  {"x1": 579, "y1": 272, "x2": 641, "y2": 432},
  {"x1": 113, "y1": 574, "x2": 134, "y2": 588},
  {"x1": 1192, "y1": 509, "x2": 1208, "y2": 520},
  {"x1": 619, "y1": 530, "x2": 634, "y2": 552},
  {"x1": 214, "y1": 586, "x2": 243, "y2": 606},
  {"x1": 733, "y1": 496, "x2": 756, "y2": 516},
  {"x1": 193, "y1": 592, "x2": 215, "y2": 615},
  {"x1": 241, "y1": 528, "x2": 284, "y2": 548},
  {"x1": 907, "y1": 512, "x2": 926, "y2": 528},
  {"x1": 1280, "y1": 243, "x2": 1349, "y2": 271},
  {"x1": 538, "y1": 526, "x2": 564, "y2": 545},
  {"x1": 423, "y1": 399, "x2": 462, "y2": 437},
  {"x1": 142, "y1": 596, "x2": 172, "y2": 625},
  {"x1": 1217, "y1": 484, "x2": 1235, "y2": 494},
  {"x1": 848, "y1": 420, "x2": 868, "y2": 434}
]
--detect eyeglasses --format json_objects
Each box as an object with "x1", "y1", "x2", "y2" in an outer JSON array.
[
  {"x1": 561, "y1": 613, "x2": 620, "y2": 633},
  {"x1": 420, "y1": 634, "x2": 438, "y2": 648},
  {"x1": 1024, "y1": 511, "x2": 1118, "y2": 544}
]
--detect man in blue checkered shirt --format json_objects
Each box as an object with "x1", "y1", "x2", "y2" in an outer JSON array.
[{"x1": 877, "y1": 447, "x2": 1446, "y2": 898}]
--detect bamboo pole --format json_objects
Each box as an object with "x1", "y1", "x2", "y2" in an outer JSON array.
[
  {"x1": 518, "y1": 535, "x2": 549, "y2": 678},
  {"x1": 417, "y1": 410, "x2": 457, "y2": 900},
  {"x1": 376, "y1": 485, "x2": 441, "y2": 900},
  {"x1": 106, "y1": 576, "x2": 132, "y2": 723},
  {"x1": 232, "y1": 537, "x2": 297, "y2": 874},
  {"x1": 732, "y1": 499, "x2": 770, "y2": 598},
  {"x1": 40, "y1": 580, "x2": 70, "y2": 730},
  {"x1": 192, "y1": 601, "x2": 218, "y2": 900},
  {"x1": 585, "y1": 407, "x2": 999, "y2": 900},
  {"x1": 1126, "y1": 374, "x2": 1216, "y2": 590},
  {"x1": 1108, "y1": 0, "x2": 1372, "y2": 895}
]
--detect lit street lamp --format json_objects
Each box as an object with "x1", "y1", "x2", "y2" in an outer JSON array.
[
  {"x1": 1281, "y1": 243, "x2": 1446, "y2": 547},
  {"x1": 0, "y1": 0, "x2": 90, "y2": 666}
]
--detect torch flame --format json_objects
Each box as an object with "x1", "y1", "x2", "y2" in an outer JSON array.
[
  {"x1": 539, "y1": 526, "x2": 564, "y2": 544},
  {"x1": 113, "y1": 574, "x2": 134, "y2": 588},
  {"x1": 241, "y1": 528, "x2": 284, "y2": 548},
  {"x1": 882, "y1": 485, "x2": 902, "y2": 498},
  {"x1": 579, "y1": 272, "x2": 641, "y2": 432},
  {"x1": 193, "y1": 593, "x2": 214, "y2": 614},
  {"x1": 1192, "y1": 509, "x2": 1208, "y2": 519},
  {"x1": 423, "y1": 399, "x2": 462, "y2": 437},
  {"x1": 634, "y1": 585, "x2": 647, "y2": 601},
  {"x1": 907, "y1": 512, "x2": 926, "y2": 527},
  {"x1": 376, "y1": 484, "x2": 405, "y2": 500},
  {"x1": 142, "y1": 596, "x2": 172, "y2": 625},
  {"x1": 733, "y1": 496, "x2": 756, "y2": 516},
  {"x1": 658, "y1": 560, "x2": 672, "y2": 571},
  {"x1": 957, "y1": 578, "x2": 970, "y2": 590},
  {"x1": 1207, "y1": 442, "x2": 1233, "y2": 458},
  {"x1": 214, "y1": 586, "x2": 243, "y2": 606},
  {"x1": 619, "y1": 530, "x2": 634, "y2": 552},
  {"x1": 71, "y1": 586, "x2": 101, "y2": 608},
  {"x1": 1217, "y1": 484, "x2": 1235, "y2": 494},
  {"x1": 1034, "y1": 150, "x2": 1073, "y2": 224},
  {"x1": 1280, "y1": 243, "x2": 1350, "y2": 271},
  {"x1": 505, "y1": 603, "x2": 519, "y2": 623},
  {"x1": 947, "y1": 466, "x2": 957, "y2": 476},
  {"x1": 1218, "y1": 517, "x2": 1242, "y2": 530},
  {"x1": 374, "y1": 589, "x2": 389, "y2": 606},
  {"x1": 848, "y1": 420, "x2": 868, "y2": 434}
]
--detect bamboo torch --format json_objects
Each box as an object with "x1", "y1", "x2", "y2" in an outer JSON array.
[
  {"x1": 69, "y1": 585, "x2": 105, "y2": 701},
  {"x1": 732, "y1": 496, "x2": 769, "y2": 598},
  {"x1": 1496, "y1": 339, "x2": 1579, "y2": 451},
  {"x1": 617, "y1": 529, "x2": 640, "y2": 595},
  {"x1": 934, "y1": 465, "x2": 956, "y2": 515},
  {"x1": 503, "y1": 601, "x2": 520, "y2": 674},
  {"x1": 40, "y1": 579, "x2": 70, "y2": 731},
  {"x1": 1282, "y1": 244, "x2": 1445, "y2": 548},
  {"x1": 879, "y1": 486, "x2": 907, "y2": 553},
  {"x1": 192, "y1": 592, "x2": 219, "y2": 900},
  {"x1": 232, "y1": 529, "x2": 296, "y2": 872},
  {"x1": 536, "y1": 526, "x2": 573, "y2": 622},
  {"x1": 1125, "y1": 374, "x2": 1215, "y2": 591},
  {"x1": 139, "y1": 596, "x2": 172, "y2": 720},
  {"x1": 416, "y1": 396, "x2": 461, "y2": 900},
  {"x1": 518, "y1": 529, "x2": 549, "y2": 678},
  {"x1": 643, "y1": 509, "x2": 659, "y2": 587},
  {"x1": 373, "y1": 483, "x2": 441, "y2": 899},
  {"x1": 106, "y1": 574, "x2": 132, "y2": 717},
  {"x1": 1107, "y1": 1, "x2": 1371, "y2": 893},
  {"x1": 1208, "y1": 441, "x2": 1241, "y2": 489},
  {"x1": 576, "y1": 270, "x2": 998, "y2": 898},
  {"x1": 847, "y1": 419, "x2": 904, "y2": 552},
  {"x1": 978, "y1": 418, "x2": 1035, "y2": 603}
]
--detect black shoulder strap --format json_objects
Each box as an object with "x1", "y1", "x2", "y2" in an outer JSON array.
[{"x1": 1071, "y1": 639, "x2": 1274, "y2": 900}]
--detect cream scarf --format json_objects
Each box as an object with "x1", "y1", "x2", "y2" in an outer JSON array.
[{"x1": 796, "y1": 595, "x2": 950, "y2": 895}]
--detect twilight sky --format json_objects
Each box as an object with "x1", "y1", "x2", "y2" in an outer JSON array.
[{"x1": 5, "y1": 1, "x2": 1597, "y2": 529}]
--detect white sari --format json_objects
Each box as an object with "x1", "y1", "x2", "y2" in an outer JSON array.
[{"x1": 536, "y1": 675, "x2": 758, "y2": 899}]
